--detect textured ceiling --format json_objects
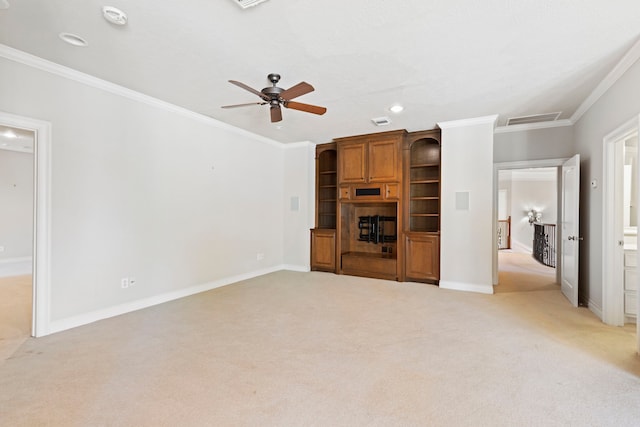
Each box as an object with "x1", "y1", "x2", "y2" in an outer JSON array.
[{"x1": 1, "y1": 0, "x2": 639, "y2": 144}]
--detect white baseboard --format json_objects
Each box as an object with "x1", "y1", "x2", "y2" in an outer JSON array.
[
  {"x1": 47, "y1": 265, "x2": 289, "y2": 335},
  {"x1": 281, "y1": 264, "x2": 310, "y2": 272},
  {"x1": 440, "y1": 280, "x2": 494, "y2": 295},
  {"x1": 0, "y1": 257, "x2": 32, "y2": 278},
  {"x1": 588, "y1": 298, "x2": 604, "y2": 321}
]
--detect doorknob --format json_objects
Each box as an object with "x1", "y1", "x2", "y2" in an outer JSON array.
[{"x1": 568, "y1": 236, "x2": 584, "y2": 241}]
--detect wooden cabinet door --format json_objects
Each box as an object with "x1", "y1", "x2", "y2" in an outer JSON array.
[
  {"x1": 338, "y1": 142, "x2": 367, "y2": 183},
  {"x1": 368, "y1": 138, "x2": 399, "y2": 182},
  {"x1": 405, "y1": 234, "x2": 439, "y2": 281},
  {"x1": 311, "y1": 229, "x2": 336, "y2": 272}
]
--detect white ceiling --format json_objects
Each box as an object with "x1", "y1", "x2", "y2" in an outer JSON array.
[{"x1": 1, "y1": 0, "x2": 639, "y2": 144}]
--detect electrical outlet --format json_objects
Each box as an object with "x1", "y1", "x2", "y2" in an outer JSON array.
[
  {"x1": 256, "y1": 253, "x2": 265, "y2": 261},
  {"x1": 121, "y1": 277, "x2": 129, "y2": 289}
]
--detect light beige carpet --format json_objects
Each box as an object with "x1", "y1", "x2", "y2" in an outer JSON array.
[
  {"x1": 1, "y1": 271, "x2": 639, "y2": 426},
  {"x1": 0, "y1": 275, "x2": 32, "y2": 362},
  {"x1": 496, "y1": 250, "x2": 558, "y2": 293}
]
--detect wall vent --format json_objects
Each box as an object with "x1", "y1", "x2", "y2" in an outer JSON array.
[
  {"x1": 372, "y1": 116, "x2": 392, "y2": 126},
  {"x1": 506, "y1": 112, "x2": 561, "y2": 126},
  {"x1": 233, "y1": 0, "x2": 269, "y2": 9}
]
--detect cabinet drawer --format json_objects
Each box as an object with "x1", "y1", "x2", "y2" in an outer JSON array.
[
  {"x1": 625, "y1": 292, "x2": 637, "y2": 316},
  {"x1": 625, "y1": 268, "x2": 638, "y2": 291},
  {"x1": 624, "y1": 251, "x2": 637, "y2": 267}
]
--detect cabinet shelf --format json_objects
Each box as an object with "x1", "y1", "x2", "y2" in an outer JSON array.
[
  {"x1": 411, "y1": 196, "x2": 439, "y2": 201},
  {"x1": 410, "y1": 179, "x2": 439, "y2": 184},
  {"x1": 319, "y1": 170, "x2": 337, "y2": 175},
  {"x1": 410, "y1": 163, "x2": 439, "y2": 168},
  {"x1": 411, "y1": 213, "x2": 439, "y2": 217},
  {"x1": 319, "y1": 185, "x2": 337, "y2": 188}
]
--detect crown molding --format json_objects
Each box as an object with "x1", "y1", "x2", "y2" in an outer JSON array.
[
  {"x1": 0, "y1": 44, "x2": 284, "y2": 148},
  {"x1": 494, "y1": 119, "x2": 573, "y2": 134},
  {"x1": 437, "y1": 114, "x2": 499, "y2": 129},
  {"x1": 571, "y1": 37, "x2": 640, "y2": 123}
]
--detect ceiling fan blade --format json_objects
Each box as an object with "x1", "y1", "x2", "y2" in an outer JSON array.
[
  {"x1": 270, "y1": 105, "x2": 283, "y2": 122},
  {"x1": 221, "y1": 102, "x2": 267, "y2": 109},
  {"x1": 284, "y1": 101, "x2": 327, "y2": 115},
  {"x1": 279, "y1": 82, "x2": 314, "y2": 101},
  {"x1": 229, "y1": 80, "x2": 269, "y2": 100}
]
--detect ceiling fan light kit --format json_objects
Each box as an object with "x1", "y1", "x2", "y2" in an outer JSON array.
[{"x1": 222, "y1": 73, "x2": 327, "y2": 123}]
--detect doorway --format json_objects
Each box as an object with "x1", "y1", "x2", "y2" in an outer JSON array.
[
  {"x1": 603, "y1": 118, "x2": 639, "y2": 327},
  {"x1": 0, "y1": 125, "x2": 34, "y2": 359},
  {"x1": 0, "y1": 111, "x2": 52, "y2": 339},
  {"x1": 496, "y1": 167, "x2": 559, "y2": 293}
]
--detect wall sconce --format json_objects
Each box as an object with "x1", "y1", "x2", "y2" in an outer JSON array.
[{"x1": 527, "y1": 209, "x2": 542, "y2": 225}]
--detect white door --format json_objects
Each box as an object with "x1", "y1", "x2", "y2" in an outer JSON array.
[{"x1": 561, "y1": 155, "x2": 581, "y2": 306}]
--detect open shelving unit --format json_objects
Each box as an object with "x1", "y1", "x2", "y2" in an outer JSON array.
[
  {"x1": 408, "y1": 138, "x2": 441, "y2": 232},
  {"x1": 316, "y1": 147, "x2": 337, "y2": 229}
]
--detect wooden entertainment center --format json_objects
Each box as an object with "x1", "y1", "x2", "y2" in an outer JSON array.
[{"x1": 310, "y1": 128, "x2": 441, "y2": 284}]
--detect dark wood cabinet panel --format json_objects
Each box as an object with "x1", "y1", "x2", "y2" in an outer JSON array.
[
  {"x1": 312, "y1": 128, "x2": 440, "y2": 284},
  {"x1": 338, "y1": 142, "x2": 367, "y2": 183},
  {"x1": 368, "y1": 138, "x2": 399, "y2": 182},
  {"x1": 311, "y1": 229, "x2": 336, "y2": 272},
  {"x1": 405, "y1": 233, "x2": 439, "y2": 282}
]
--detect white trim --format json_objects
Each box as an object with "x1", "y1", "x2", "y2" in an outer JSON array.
[
  {"x1": 494, "y1": 119, "x2": 573, "y2": 134},
  {"x1": 0, "y1": 43, "x2": 283, "y2": 149},
  {"x1": 602, "y1": 116, "x2": 640, "y2": 326},
  {"x1": 493, "y1": 158, "x2": 568, "y2": 287},
  {"x1": 0, "y1": 257, "x2": 32, "y2": 278},
  {"x1": 437, "y1": 114, "x2": 499, "y2": 129},
  {"x1": 0, "y1": 256, "x2": 32, "y2": 264},
  {"x1": 281, "y1": 264, "x2": 310, "y2": 272},
  {"x1": 282, "y1": 141, "x2": 314, "y2": 150},
  {"x1": 589, "y1": 299, "x2": 604, "y2": 321},
  {"x1": 571, "y1": 38, "x2": 640, "y2": 123},
  {"x1": 48, "y1": 265, "x2": 290, "y2": 334},
  {"x1": 0, "y1": 111, "x2": 52, "y2": 337},
  {"x1": 439, "y1": 280, "x2": 494, "y2": 295}
]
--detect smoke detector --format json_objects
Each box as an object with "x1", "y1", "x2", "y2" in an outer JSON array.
[
  {"x1": 232, "y1": 0, "x2": 270, "y2": 9},
  {"x1": 102, "y1": 6, "x2": 128, "y2": 25},
  {"x1": 371, "y1": 117, "x2": 392, "y2": 126}
]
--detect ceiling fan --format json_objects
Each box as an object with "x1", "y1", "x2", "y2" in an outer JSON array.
[{"x1": 221, "y1": 73, "x2": 327, "y2": 123}]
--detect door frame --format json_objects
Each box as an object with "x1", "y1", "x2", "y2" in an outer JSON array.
[
  {"x1": 493, "y1": 158, "x2": 569, "y2": 287},
  {"x1": 602, "y1": 115, "x2": 640, "y2": 327},
  {"x1": 0, "y1": 111, "x2": 52, "y2": 337}
]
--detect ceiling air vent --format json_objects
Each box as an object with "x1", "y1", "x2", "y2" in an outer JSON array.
[
  {"x1": 233, "y1": 0, "x2": 269, "y2": 9},
  {"x1": 506, "y1": 112, "x2": 561, "y2": 126},
  {"x1": 372, "y1": 116, "x2": 392, "y2": 126}
]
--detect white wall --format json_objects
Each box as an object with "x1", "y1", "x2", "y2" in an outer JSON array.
[
  {"x1": 494, "y1": 126, "x2": 574, "y2": 163},
  {"x1": 506, "y1": 169, "x2": 557, "y2": 252},
  {"x1": 282, "y1": 142, "x2": 315, "y2": 270},
  {"x1": 0, "y1": 148, "x2": 33, "y2": 260},
  {"x1": 0, "y1": 54, "x2": 309, "y2": 330},
  {"x1": 439, "y1": 116, "x2": 497, "y2": 294},
  {"x1": 574, "y1": 56, "x2": 640, "y2": 310}
]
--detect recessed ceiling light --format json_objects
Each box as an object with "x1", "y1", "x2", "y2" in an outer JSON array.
[
  {"x1": 0, "y1": 0, "x2": 10, "y2": 10},
  {"x1": 102, "y1": 6, "x2": 128, "y2": 25},
  {"x1": 389, "y1": 105, "x2": 404, "y2": 113},
  {"x1": 59, "y1": 32, "x2": 88, "y2": 47}
]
